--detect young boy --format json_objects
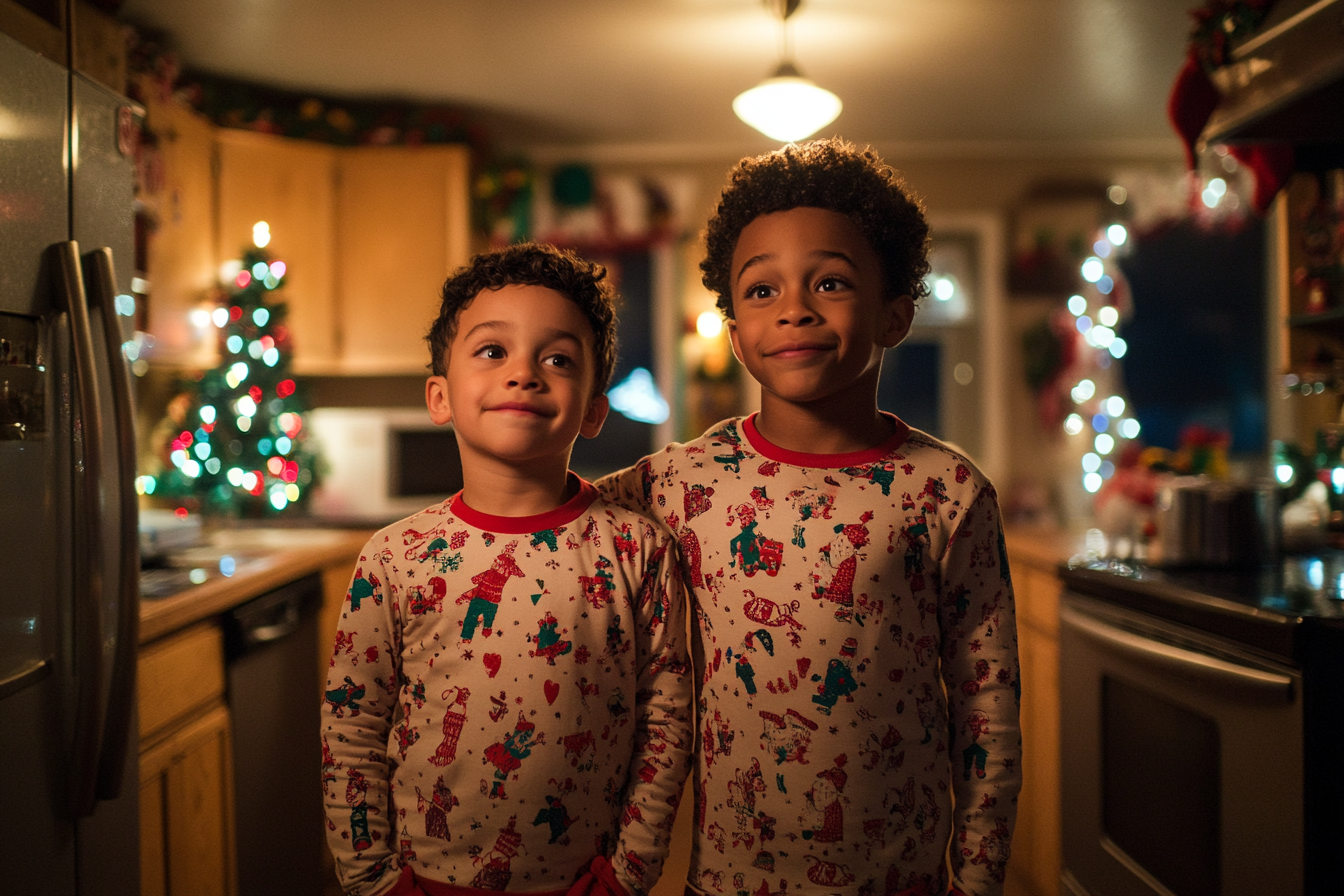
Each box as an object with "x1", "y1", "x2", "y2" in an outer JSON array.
[
  {"x1": 323, "y1": 243, "x2": 692, "y2": 896},
  {"x1": 598, "y1": 140, "x2": 1021, "y2": 896}
]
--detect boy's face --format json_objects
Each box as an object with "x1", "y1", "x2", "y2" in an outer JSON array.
[
  {"x1": 425, "y1": 284, "x2": 608, "y2": 471},
  {"x1": 726, "y1": 206, "x2": 913, "y2": 409}
]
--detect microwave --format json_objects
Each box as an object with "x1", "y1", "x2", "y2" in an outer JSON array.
[{"x1": 306, "y1": 407, "x2": 463, "y2": 526}]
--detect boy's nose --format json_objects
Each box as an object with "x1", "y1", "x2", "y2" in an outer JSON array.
[
  {"x1": 505, "y1": 361, "x2": 542, "y2": 389},
  {"x1": 776, "y1": 288, "x2": 818, "y2": 326}
]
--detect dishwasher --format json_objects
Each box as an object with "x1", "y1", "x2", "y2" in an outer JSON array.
[{"x1": 223, "y1": 572, "x2": 326, "y2": 896}]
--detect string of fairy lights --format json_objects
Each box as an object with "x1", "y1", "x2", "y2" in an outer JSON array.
[{"x1": 1059, "y1": 197, "x2": 1139, "y2": 496}]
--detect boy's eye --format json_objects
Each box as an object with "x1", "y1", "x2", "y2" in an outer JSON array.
[
  {"x1": 545, "y1": 354, "x2": 573, "y2": 369},
  {"x1": 743, "y1": 283, "x2": 775, "y2": 300},
  {"x1": 816, "y1": 277, "x2": 848, "y2": 293},
  {"x1": 476, "y1": 345, "x2": 505, "y2": 360}
]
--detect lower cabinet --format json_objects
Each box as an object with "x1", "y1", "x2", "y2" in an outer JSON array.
[
  {"x1": 1005, "y1": 534, "x2": 1064, "y2": 896},
  {"x1": 138, "y1": 621, "x2": 236, "y2": 896}
]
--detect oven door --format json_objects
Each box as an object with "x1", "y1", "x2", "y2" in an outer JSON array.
[{"x1": 1060, "y1": 592, "x2": 1303, "y2": 896}]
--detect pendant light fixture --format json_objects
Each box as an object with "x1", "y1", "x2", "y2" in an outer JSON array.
[{"x1": 733, "y1": 0, "x2": 842, "y2": 142}]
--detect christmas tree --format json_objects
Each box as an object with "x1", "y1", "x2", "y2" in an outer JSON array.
[{"x1": 150, "y1": 222, "x2": 321, "y2": 516}]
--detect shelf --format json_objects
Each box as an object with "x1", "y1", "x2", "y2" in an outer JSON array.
[{"x1": 1288, "y1": 307, "x2": 1344, "y2": 328}]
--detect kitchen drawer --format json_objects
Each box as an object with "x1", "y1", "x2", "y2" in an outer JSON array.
[{"x1": 139, "y1": 621, "x2": 226, "y2": 742}]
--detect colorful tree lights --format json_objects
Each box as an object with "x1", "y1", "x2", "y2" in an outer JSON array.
[{"x1": 147, "y1": 225, "x2": 321, "y2": 516}]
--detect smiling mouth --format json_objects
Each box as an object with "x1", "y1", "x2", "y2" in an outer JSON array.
[
  {"x1": 765, "y1": 343, "x2": 835, "y2": 359},
  {"x1": 490, "y1": 402, "x2": 552, "y2": 417}
]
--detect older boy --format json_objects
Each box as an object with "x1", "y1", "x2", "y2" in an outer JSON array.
[
  {"x1": 323, "y1": 244, "x2": 692, "y2": 896},
  {"x1": 599, "y1": 140, "x2": 1021, "y2": 896}
]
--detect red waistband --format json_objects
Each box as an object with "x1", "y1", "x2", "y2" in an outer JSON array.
[{"x1": 385, "y1": 865, "x2": 570, "y2": 896}]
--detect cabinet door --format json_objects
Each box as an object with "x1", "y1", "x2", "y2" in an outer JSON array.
[
  {"x1": 139, "y1": 701, "x2": 236, "y2": 896},
  {"x1": 143, "y1": 97, "x2": 218, "y2": 367},
  {"x1": 216, "y1": 130, "x2": 339, "y2": 373},
  {"x1": 1009, "y1": 565, "x2": 1061, "y2": 896},
  {"x1": 335, "y1": 145, "x2": 470, "y2": 374}
]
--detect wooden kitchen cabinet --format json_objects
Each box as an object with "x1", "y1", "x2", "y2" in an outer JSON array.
[
  {"x1": 216, "y1": 129, "x2": 340, "y2": 373},
  {"x1": 334, "y1": 144, "x2": 471, "y2": 374},
  {"x1": 141, "y1": 94, "x2": 219, "y2": 368},
  {"x1": 1003, "y1": 532, "x2": 1067, "y2": 896},
  {"x1": 138, "y1": 621, "x2": 236, "y2": 896}
]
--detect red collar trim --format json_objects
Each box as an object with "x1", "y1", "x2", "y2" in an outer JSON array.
[
  {"x1": 742, "y1": 412, "x2": 910, "y2": 468},
  {"x1": 450, "y1": 475, "x2": 597, "y2": 533}
]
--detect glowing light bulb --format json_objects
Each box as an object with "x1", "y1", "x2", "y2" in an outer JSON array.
[
  {"x1": 200, "y1": 405, "x2": 217, "y2": 424},
  {"x1": 1071, "y1": 379, "x2": 1096, "y2": 403},
  {"x1": 1120, "y1": 418, "x2": 1141, "y2": 439},
  {"x1": 212, "y1": 307, "x2": 229, "y2": 328},
  {"x1": 253, "y1": 307, "x2": 270, "y2": 326},
  {"x1": 253, "y1": 221, "x2": 271, "y2": 248},
  {"x1": 1105, "y1": 396, "x2": 1126, "y2": 416},
  {"x1": 1095, "y1": 433, "x2": 1115, "y2": 455},
  {"x1": 1109, "y1": 337, "x2": 1128, "y2": 359},
  {"x1": 1082, "y1": 453, "x2": 1101, "y2": 473},
  {"x1": 1098, "y1": 306, "x2": 1119, "y2": 327},
  {"x1": 1276, "y1": 464, "x2": 1294, "y2": 484},
  {"x1": 1083, "y1": 472, "x2": 1103, "y2": 493},
  {"x1": 1107, "y1": 224, "x2": 1128, "y2": 246},
  {"x1": 1081, "y1": 257, "x2": 1104, "y2": 282},
  {"x1": 1064, "y1": 414, "x2": 1084, "y2": 436},
  {"x1": 696, "y1": 311, "x2": 723, "y2": 338},
  {"x1": 1068, "y1": 295, "x2": 1087, "y2": 316}
]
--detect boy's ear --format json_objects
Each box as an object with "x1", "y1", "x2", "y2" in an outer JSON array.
[
  {"x1": 579, "y1": 394, "x2": 609, "y2": 440},
  {"x1": 727, "y1": 318, "x2": 745, "y2": 365},
  {"x1": 878, "y1": 294, "x2": 916, "y2": 349},
  {"x1": 425, "y1": 376, "x2": 453, "y2": 425}
]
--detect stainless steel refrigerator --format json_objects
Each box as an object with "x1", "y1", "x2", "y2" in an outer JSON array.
[{"x1": 0, "y1": 22, "x2": 140, "y2": 896}]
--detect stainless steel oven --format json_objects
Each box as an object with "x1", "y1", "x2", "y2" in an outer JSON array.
[{"x1": 1060, "y1": 591, "x2": 1304, "y2": 896}]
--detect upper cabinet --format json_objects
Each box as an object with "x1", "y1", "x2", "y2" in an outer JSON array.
[
  {"x1": 1200, "y1": 0, "x2": 1344, "y2": 157},
  {"x1": 333, "y1": 145, "x2": 470, "y2": 374},
  {"x1": 216, "y1": 130, "x2": 339, "y2": 372},
  {"x1": 143, "y1": 112, "x2": 470, "y2": 375},
  {"x1": 142, "y1": 98, "x2": 218, "y2": 368}
]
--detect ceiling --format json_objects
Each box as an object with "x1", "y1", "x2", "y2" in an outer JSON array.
[{"x1": 117, "y1": 0, "x2": 1195, "y2": 161}]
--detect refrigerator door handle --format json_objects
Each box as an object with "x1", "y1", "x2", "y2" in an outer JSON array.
[
  {"x1": 54, "y1": 241, "x2": 107, "y2": 819},
  {"x1": 82, "y1": 247, "x2": 140, "y2": 801}
]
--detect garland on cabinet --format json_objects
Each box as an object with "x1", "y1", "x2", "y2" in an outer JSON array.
[{"x1": 143, "y1": 228, "x2": 323, "y2": 517}]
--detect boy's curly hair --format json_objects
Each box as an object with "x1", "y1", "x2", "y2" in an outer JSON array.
[
  {"x1": 701, "y1": 138, "x2": 931, "y2": 318},
  {"x1": 426, "y1": 242, "x2": 618, "y2": 395}
]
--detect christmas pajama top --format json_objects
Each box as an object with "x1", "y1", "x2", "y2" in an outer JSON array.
[
  {"x1": 596, "y1": 416, "x2": 1022, "y2": 896},
  {"x1": 322, "y1": 479, "x2": 693, "y2": 896}
]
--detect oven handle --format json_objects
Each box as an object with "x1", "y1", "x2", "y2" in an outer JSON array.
[{"x1": 1061, "y1": 604, "x2": 1295, "y2": 703}]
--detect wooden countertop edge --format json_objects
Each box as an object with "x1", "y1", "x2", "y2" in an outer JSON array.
[
  {"x1": 1003, "y1": 525, "x2": 1085, "y2": 570},
  {"x1": 139, "y1": 529, "x2": 371, "y2": 645}
]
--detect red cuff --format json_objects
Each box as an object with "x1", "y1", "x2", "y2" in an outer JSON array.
[{"x1": 567, "y1": 856, "x2": 630, "y2": 896}]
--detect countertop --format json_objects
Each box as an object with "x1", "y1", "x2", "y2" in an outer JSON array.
[{"x1": 138, "y1": 526, "x2": 371, "y2": 645}]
